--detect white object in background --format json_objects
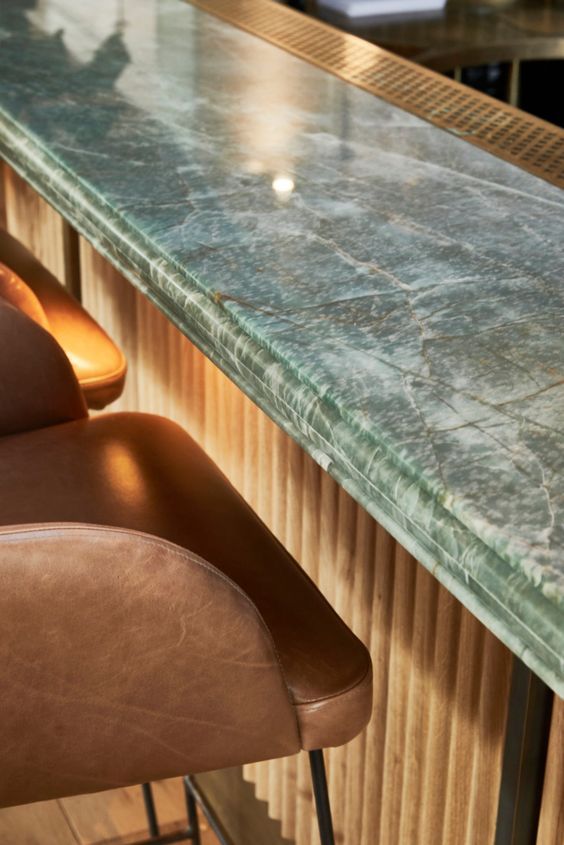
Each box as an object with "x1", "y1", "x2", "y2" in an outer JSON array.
[{"x1": 319, "y1": 0, "x2": 447, "y2": 18}]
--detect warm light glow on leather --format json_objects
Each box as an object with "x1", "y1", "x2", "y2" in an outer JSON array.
[{"x1": 101, "y1": 440, "x2": 147, "y2": 502}]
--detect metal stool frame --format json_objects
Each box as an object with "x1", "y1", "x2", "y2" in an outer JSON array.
[{"x1": 135, "y1": 749, "x2": 335, "y2": 845}]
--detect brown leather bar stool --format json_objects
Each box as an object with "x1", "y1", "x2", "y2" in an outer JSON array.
[
  {"x1": 0, "y1": 228, "x2": 126, "y2": 408},
  {"x1": 0, "y1": 299, "x2": 372, "y2": 845}
]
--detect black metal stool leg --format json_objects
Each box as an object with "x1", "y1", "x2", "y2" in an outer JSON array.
[
  {"x1": 183, "y1": 777, "x2": 201, "y2": 845},
  {"x1": 137, "y1": 758, "x2": 335, "y2": 845},
  {"x1": 184, "y1": 776, "x2": 231, "y2": 845},
  {"x1": 136, "y1": 780, "x2": 197, "y2": 844},
  {"x1": 142, "y1": 782, "x2": 160, "y2": 838},
  {"x1": 309, "y1": 750, "x2": 336, "y2": 845}
]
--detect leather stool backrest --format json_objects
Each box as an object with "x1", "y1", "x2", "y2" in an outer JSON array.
[
  {"x1": 0, "y1": 298, "x2": 87, "y2": 437},
  {"x1": 0, "y1": 525, "x2": 301, "y2": 807},
  {"x1": 0, "y1": 229, "x2": 126, "y2": 409},
  {"x1": 0, "y1": 260, "x2": 50, "y2": 329}
]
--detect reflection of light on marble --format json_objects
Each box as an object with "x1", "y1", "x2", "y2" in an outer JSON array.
[
  {"x1": 29, "y1": 0, "x2": 157, "y2": 105},
  {"x1": 246, "y1": 160, "x2": 265, "y2": 175},
  {"x1": 30, "y1": 0, "x2": 126, "y2": 61},
  {"x1": 272, "y1": 175, "x2": 294, "y2": 198},
  {"x1": 232, "y1": 44, "x2": 307, "y2": 178}
]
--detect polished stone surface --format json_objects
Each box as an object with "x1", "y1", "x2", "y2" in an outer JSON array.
[{"x1": 0, "y1": 0, "x2": 563, "y2": 692}]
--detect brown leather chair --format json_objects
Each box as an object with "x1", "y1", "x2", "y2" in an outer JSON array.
[
  {"x1": 0, "y1": 228, "x2": 126, "y2": 408},
  {"x1": 0, "y1": 299, "x2": 372, "y2": 845}
]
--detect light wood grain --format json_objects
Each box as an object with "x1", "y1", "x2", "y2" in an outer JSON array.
[
  {"x1": 0, "y1": 161, "x2": 6, "y2": 229},
  {"x1": 2, "y1": 163, "x2": 69, "y2": 283},
  {"x1": 0, "y1": 171, "x2": 544, "y2": 844},
  {"x1": 0, "y1": 799, "x2": 78, "y2": 844},
  {"x1": 418, "y1": 586, "x2": 461, "y2": 843},
  {"x1": 0, "y1": 779, "x2": 218, "y2": 845},
  {"x1": 78, "y1": 238, "x2": 516, "y2": 845},
  {"x1": 2, "y1": 106, "x2": 562, "y2": 845},
  {"x1": 61, "y1": 779, "x2": 190, "y2": 844},
  {"x1": 537, "y1": 696, "x2": 564, "y2": 845},
  {"x1": 195, "y1": 768, "x2": 288, "y2": 845},
  {"x1": 0, "y1": 156, "x2": 522, "y2": 843}
]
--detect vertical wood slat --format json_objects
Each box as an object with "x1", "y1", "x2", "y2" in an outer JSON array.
[
  {"x1": 378, "y1": 542, "x2": 418, "y2": 845},
  {"x1": 466, "y1": 632, "x2": 514, "y2": 845},
  {"x1": 0, "y1": 161, "x2": 6, "y2": 230},
  {"x1": 536, "y1": 697, "x2": 564, "y2": 845},
  {"x1": 4, "y1": 161, "x2": 561, "y2": 845},
  {"x1": 418, "y1": 587, "x2": 461, "y2": 843},
  {"x1": 0, "y1": 154, "x2": 524, "y2": 842},
  {"x1": 359, "y1": 522, "x2": 395, "y2": 845},
  {"x1": 396, "y1": 560, "x2": 439, "y2": 845},
  {"x1": 343, "y1": 506, "x2": 374, "y2": 843},
  {"x1": 78, "y1": 238, "x2": 516, "y2": 845},
  {"x1": 1, "y1": 164, "x2": 70, "y2": 285}
]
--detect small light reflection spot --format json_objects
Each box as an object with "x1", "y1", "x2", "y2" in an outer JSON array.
[{"x1": 272, "y1": 175, "x2": 295, "y2": 197}]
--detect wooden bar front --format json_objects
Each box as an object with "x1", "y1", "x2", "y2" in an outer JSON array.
[{"x1": 1, "y1": 163, "x2": 562, "y2": 845}]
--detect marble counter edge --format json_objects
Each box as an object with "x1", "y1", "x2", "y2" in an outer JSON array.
[{"x1": 1, "y1": 107, "x2": 562, "y2": 696}]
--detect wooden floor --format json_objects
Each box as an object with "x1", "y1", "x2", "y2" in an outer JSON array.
[{"x1": 0, "y1": 779, "x2": 220, "y2": 845}]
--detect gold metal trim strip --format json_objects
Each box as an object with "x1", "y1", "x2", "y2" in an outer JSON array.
[{"x1": 186, "y1": 0, "x2": 564, "y2": 189}]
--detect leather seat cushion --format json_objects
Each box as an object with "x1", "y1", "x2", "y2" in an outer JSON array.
[{"x1": 0, "y1": 413, "x2": 371, "y2": 748}]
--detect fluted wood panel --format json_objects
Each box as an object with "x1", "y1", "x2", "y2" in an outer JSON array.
[
  {"x1": 537, "y1": 698, "x2": 564, "y2": 845},
  {"x1": 4, "y1": 158, "x2": 562, "y2": 845},
  {"x1": 78, "y1": 237, "x2": 516, "y2": 845},
  {"x1": 1, "y1": 163, "x2": 69, "y2": 283},
  {"x1": 0, "y1": 162, "x2": 6, "y2": 230}
]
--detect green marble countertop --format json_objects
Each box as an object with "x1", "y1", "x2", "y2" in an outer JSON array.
[{"x1": 1, "y1": 0, "x2": 563, "y2": 694}]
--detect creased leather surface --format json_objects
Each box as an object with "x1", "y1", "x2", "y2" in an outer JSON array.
[
  {"x1": 0, "y1": 229, "x2": 126, "y2": 408},
  {"x1": 0, "y1": 307, "x2": 372, "y2": 805},
  {"x1": 296, "y1": 664, "x2": 373, "y2": 750},
  {"x1": 0, "y1": 299, "x2": 87, "y2": 436},
  {"x1": 0, "y1": 525, "x2": 301, "y2": 807},
  {"x1": 0, "y1": 413, "x2": 370, "y2": 703},
  {"x1": 0, "y1": 413, "x2": 372, "y2": 725}
]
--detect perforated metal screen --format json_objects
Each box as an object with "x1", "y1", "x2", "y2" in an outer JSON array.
[{"x1": 187, "y1": 0, "x2": 564, "y2": 189}]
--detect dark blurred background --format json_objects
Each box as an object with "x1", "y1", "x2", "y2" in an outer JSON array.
[{"x1": 283, "y1": 0, "x2": 564, "y2": 127}]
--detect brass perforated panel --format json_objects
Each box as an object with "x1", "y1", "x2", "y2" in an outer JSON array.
[{"x1": 187, "y1": 0, "x2": 564, "y2": 189}]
